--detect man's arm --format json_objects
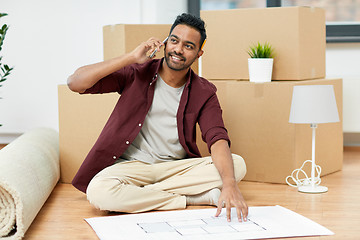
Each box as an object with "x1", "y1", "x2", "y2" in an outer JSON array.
[
  {"x1": 210, "y1": 139, "x2": 248, "y2": 222},
  {"x1": 67, "y1": 38, "x2": 164, "y2": 93}
]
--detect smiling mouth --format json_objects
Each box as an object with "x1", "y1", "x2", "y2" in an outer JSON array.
[{"x1": 169, "y1": 53, "x2": 185, "y2": 62}]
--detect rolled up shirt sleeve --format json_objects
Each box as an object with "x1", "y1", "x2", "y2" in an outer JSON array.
[{"x1": 197, "y1": 93, "x2": 230, "y2": 153}]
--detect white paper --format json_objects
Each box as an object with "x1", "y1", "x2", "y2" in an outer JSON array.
[{"x1": 85, "y1": 205, "x2": 334, "y2": 240}]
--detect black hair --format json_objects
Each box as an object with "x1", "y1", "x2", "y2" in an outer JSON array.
[{"x1": 169, "y1": 13, "x2": 207, "y2": 50}]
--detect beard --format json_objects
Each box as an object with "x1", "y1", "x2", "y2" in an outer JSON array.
[{"x1": 164, "y1": 50, "x2": 197, "y2": 71}]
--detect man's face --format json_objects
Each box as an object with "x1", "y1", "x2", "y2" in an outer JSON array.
[{"x1": 164, "y1": 24, "x2": 203, "y2": 71}]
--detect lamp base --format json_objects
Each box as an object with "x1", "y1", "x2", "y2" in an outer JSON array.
[{"x1": 298, "y1": 185, "x2": 328, "y2": 193}]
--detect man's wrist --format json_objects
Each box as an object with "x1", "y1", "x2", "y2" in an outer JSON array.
[
  {"x1": 122, "y1": 53, "x2": 137, "y2": 65},
  {"x1": 222, "y1": 178, "x2": 237, "y2": 187}
]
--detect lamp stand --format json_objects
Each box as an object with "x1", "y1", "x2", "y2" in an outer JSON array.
[{"x1": 298, "y1": 124, "x2": 328, "y2": 193}]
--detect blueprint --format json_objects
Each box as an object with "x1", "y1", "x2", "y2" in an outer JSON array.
[{"x1": 85, "y1": 205, "x2": 334, "y2": 240}]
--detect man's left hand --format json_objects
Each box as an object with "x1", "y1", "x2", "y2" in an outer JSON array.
[{"x1": 215, "y1": 183, "x2": 248, "y2": 222}]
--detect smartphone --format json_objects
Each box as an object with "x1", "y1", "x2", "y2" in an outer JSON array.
[{"x1": 149, "y1": 37, "x2": 169, "y2": 58}]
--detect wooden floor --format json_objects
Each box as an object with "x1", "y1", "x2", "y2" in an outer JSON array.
[{"x1": 24, "y1": 147, "x2": 360, "y2": 240}]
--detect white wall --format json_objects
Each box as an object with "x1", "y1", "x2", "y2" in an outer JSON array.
[
  {"x1": 0, "y1": 0, "x2": 187, "y2": 143},
  {"x1": 141, "y1": 0, "x2": 187, "y2": 23},
  {"x1": 326, "y1": 43, "x2": 360, "y2": 133}
]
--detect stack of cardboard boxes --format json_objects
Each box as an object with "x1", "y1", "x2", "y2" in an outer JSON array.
[{"x1": 198, "y1": 7, "x2": 343, "y2": 183}]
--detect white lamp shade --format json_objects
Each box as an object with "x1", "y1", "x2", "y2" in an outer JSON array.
[{"x1": 289, "y1": 85, "x2": 340, "y2": 124}]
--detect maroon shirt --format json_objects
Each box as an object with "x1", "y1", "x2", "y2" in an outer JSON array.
[{"x1": 72, "y1": 58, "x2": 230, "y2": 193}]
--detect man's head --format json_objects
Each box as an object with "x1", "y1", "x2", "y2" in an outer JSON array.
[
  {"x1": 163, "y1": 13, "x2": 206, "y2": 72},
  {"x1": 169, "y1": 13, "x2": 207, "y2": 50}
]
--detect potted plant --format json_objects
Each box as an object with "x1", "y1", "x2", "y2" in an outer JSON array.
[
  {"x1": 0, "y1": 13, "x2": 14, "y2": 126},
  {"x1": 247, "y1": 42, "x2": 274, "y2": 83}
]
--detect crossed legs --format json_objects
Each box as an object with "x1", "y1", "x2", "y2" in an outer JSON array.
[{"x1": 86, "y1": 154, "x2": 246, "y2": 213}]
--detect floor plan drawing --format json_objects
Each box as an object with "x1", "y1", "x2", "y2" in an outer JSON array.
[
  {"x1": 137, "y1": 216, "x2": 265, "y2": 236},
  {"x1": 85, "y1": 205, "x2": 334, "y2": 240}
]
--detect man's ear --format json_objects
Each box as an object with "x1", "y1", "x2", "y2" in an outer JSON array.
[
  {"x1": 163, "y1": 42, "x2": 167, "y2": 55},
  {"x1": 197, "y1": 50, "x2": 204, "y2": 59}
]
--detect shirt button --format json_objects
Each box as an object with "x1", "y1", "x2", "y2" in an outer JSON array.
[
  {"x1": 113, "y1": 156, "x2": 117, "y2": 159},
  {"x1": 149, "y1": 82, "x2": 152, "y2": 86},
  {"x1": 138, "y1": 123, "x2": 142, "y2": 127},
  {"x1": 152, "y1": 74, "x2": 158, "y2": 81},
  {"x1": 126, "y1": 141, "x2": 129, "y2": 145}
]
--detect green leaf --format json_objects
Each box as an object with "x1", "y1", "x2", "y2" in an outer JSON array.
[
  {"x1": 247, "y1": 41, "x2": 274, "y2": 58},
  {"x1": 1, "y1": 24, "x2": 8, "y2": 31}
]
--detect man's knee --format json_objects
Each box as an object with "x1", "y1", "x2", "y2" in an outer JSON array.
[
  {"x1": 86, "y1": 176, "x2": 120, "y2": 211},
  {"x1": 231, "y1": 154, "x2": 247, "y2": 182}
]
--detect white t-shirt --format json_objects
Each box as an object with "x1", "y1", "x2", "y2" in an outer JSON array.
[{"x1": 121, "y1": 75, "x2": 187, "y2": 164}]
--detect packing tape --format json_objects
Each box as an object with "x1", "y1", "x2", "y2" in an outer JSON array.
[
  {"x1": 254, "y1": 83, "x2": 264, "y2": 98},
  {"x1": 311, "y1": 67, "x2": 316, "y2": 78},
  {"x1": 110, "y1": 25, "x2": 116, "y2": 32}
]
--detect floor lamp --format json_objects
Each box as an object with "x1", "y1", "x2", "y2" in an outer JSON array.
[{"x1": 288, "y1": 85, "x2": 339, "y2": 193}]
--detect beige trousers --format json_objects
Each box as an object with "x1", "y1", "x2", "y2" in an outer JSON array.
[{"x1": 86, "y1": 154, "x2": 246, "y2": 213}]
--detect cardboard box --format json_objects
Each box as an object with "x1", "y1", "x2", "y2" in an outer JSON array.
[
  {"x1": 103, "y1": 24, "x2": 198, "y2": 74},
  {"x1": 196, "y1": 79, "x2": 343, "y2": 184},
  {"x1": 58, "y1": 85, "x2": 119, "y2": 183},
  {"x1": 200, "y1": 7, "x2": 326, "y2": 80}
]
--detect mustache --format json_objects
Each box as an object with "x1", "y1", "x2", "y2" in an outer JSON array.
[{"x1": 168, "y1": 52, "x2": 186, "y2": 61}]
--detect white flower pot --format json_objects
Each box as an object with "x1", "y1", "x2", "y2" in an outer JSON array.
[{"x1": 248, "y1": 58, "x2": 273, "y2": 83}]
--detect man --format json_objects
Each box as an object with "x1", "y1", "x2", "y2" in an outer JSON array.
[{"x1": 68, "y1": 13, "x2": 248, "y2": 221}]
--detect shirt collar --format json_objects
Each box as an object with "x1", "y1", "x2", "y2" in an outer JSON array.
[{"x1": 154, "y1": 58, "x2": 193, "y2": 89}]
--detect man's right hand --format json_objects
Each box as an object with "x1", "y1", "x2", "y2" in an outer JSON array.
[
  {"x1": 67, "y1": 37, "x2": 164, "y2": 93},
  {"x1": 130, "y1": 37, "x2": 165, "y2": 64}
]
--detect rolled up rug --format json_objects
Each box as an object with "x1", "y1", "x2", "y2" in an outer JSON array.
[{"x1": 0, "y1": 128, "x2": 59, "y2": 239}]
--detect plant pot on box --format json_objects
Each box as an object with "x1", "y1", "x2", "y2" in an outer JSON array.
[
  {"x1": 248, "y1": 58, "x2": 273, "y2": 83},
  {"x1": 247, "y1": 42, "x2": 274, "y2": 83}
]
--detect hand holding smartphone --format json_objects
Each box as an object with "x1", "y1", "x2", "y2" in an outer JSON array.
[{"x1": 149, "y1": 37, "x2": 169, "y2": 58}]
